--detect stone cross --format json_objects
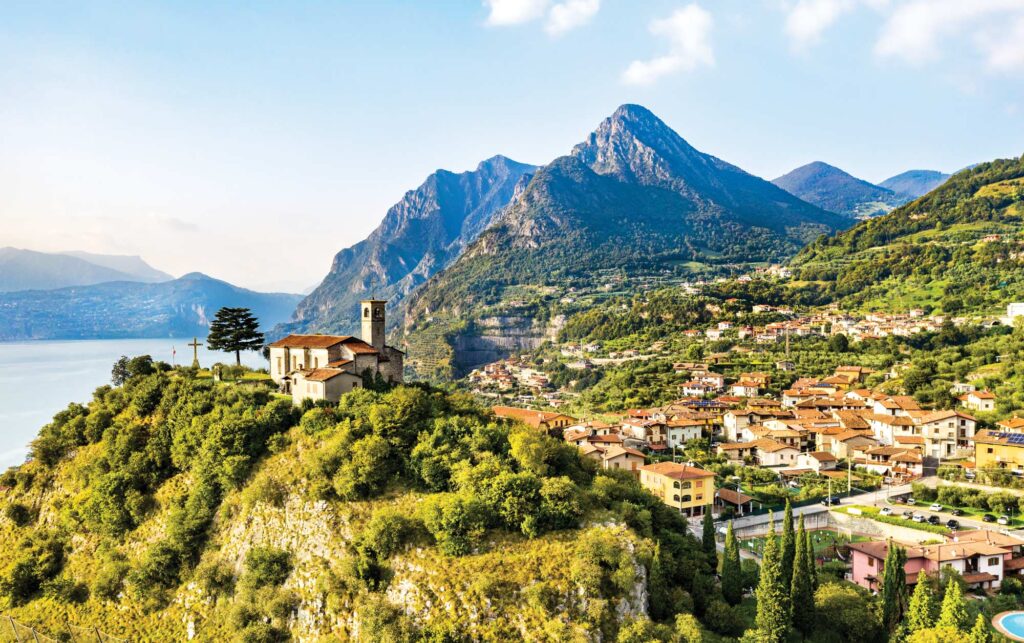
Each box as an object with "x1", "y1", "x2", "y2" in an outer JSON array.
[{"x1": 188, "y1": 337, "x2": 203, "y2": 368}]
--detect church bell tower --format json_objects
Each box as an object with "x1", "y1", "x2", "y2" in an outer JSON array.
[{"x1": 361, "y1": 299, "x2": 387, "y2": 350}]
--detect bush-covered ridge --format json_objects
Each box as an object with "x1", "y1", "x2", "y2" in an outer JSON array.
[{"x1": 0, "y1": 360, "x2": 726, "y2": 640}]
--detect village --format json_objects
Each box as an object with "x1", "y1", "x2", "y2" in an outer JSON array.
[{"x1": 475, "y1": 300, "x2": 1024, "y2": 602}]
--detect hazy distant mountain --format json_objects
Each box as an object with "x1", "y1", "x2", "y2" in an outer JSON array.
[
  {"x1": 879, "y1": 169, "x2": 951, "y2": 199},
  {"x1": 401, "y1": 104, "x2": 847, "y2": 377},
  {"x1": 60, "y1": 251, "x2": 173, "y2": 282},
  {"x1": 0, "y1": 272, "x2": 301, "y2": 341},
  {"x1": 284, "y1": 155, "x2": 537, "y2": 335},
  {"x1": 0, "y1": 248, "x2": 171, "y2": 292},
  {"x1": 772, "y1": 161, "x2": 905, "y2": 219}
]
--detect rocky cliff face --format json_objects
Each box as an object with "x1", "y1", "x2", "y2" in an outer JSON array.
[{"x1": 281, "y1": 155, "x2": 536, "y2": 336}]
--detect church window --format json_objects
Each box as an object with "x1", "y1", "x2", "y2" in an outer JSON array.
[
  {"x1": 276, "y1": 357, "x2": 282, "y2": 373},
  {"x1": 364, "y1": 307, "x2": 369, "y2": 318},
  {"x1": 314, "y1": 357, "x2": 319, "y2": 368}
]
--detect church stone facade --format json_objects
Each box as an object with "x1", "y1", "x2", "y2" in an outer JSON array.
[{"x1": 268, "y1": 299, "x2": 404, "y2": 405}]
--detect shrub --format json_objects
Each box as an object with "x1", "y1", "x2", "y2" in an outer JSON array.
[
  {"x1": 419, "y1": 493, "x2": 489, "y2": 556},
  {"x1": 4, "y1": 502, "x2": 33, "y2": 527},
  {"x1": 129, "y1": 541, "x2": 182, "y2": 593},
  {"x1": 243, "y1": 546, "x2": 292, "y2": 589},
  {"x1": 704, "y1": 600, "x2": 745, "y2": 636},
  {"x1": 300, "y1": 407, "x2": 336, "y2": 436}
]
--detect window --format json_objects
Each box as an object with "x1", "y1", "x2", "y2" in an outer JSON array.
[
  {"x1": 696, "y1": 481, "x2": 703, "y2": 488},
  {"x1": 989, "y1": 448, "x2": 995, "y2": 454},
  {"x1": 681, "y1": 495, "x2": 691, "y2": 503},
  {"x1": 673, "y1": 481, "x2": 680, "y2": 489},
  {"x1": 868, "y1": 557, "x2": 875, "y2": 568},
  {"x1": 291, "y1": 356, "x2": 297, "y2": 370},
  {"x1": 682, "y1": 481, "x2": 692, "y2": 489},
  {"x1": 673, "y1": 494, "x2": 680, "y2": 502},
  {"x1": 989, "y1": 557, "x2": 1000, "y2": 566},
  {"x1": 696, "y1": 494, "x2": 703, "y2": 501},
  {"x1": 314, "y1": 357, "x2": 319, "y2": 368},
  {"x1": 276, "y1": 357, "x2": 282, "y2": 373},
  {"x1": 364, "y1": 307, "x2": 369, "y2": 318}
]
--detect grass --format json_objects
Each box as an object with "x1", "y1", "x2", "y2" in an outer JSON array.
[
  {"x1": 737, "y1": 528, "x2": 870, "y2": 558},
  {"x1": 836, "y1": 505, "x2": 951, "y2": 535}
]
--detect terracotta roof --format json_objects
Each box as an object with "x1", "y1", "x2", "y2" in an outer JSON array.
[
  {"x1": 589, "y1": 433, "x2": 624, "y2": 444},
  {"x1": 751, "y1": 438, "x2": 798, "y2": 453},
  {"x1": 717, "y1": 442, "x2": 753, "y2": 451},
  {"x1": 492, "y1": 406, "x2": 577, "y2": 428},
  {"x1": 1005, "y1": 558, "x2": 1024, "y2": 571},
  {"x1": 963, "y1": 572, "x2": 999, "y2": 585},
  {"x1": 299, "y1": 368, "x2": 355, "y2": 382},
  {"x1": 895, "y1": 435, "x2": 925, "y2": 445},
  {"x1": 716, "y1": 488, "x2": 754, "y2": 505},
  {"x1": 269, "y1": 334, "x2": 351, "y2": 349},
  {"x1": 999, "y1": 417, "x2": 1024, "y2": 431},
  {"x1": 971, "y1": 390, "x2": 996, "y2": 399},
  {"x1": 835, "y1": 430, "x2": 876, "y2": 442},
  {"x1": 326, "y1": 359, "x2": 353, "y2": 368},
  {"x1": 602, "y1": 445, "x2": 646, "y2": 460},
  {"x1": 807, "y1": 451, "x2": 837, "y2": 462},
  {"x1": 640, "y1": 461, "x2": 715, "y2": 480}
]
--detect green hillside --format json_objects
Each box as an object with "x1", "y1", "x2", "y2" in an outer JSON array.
[
  {"x1": 0, "y1": 362, "x2": 717, "y2": 640},
  {"x1": 790, "y1": 155, "x2": 1024, "y2": 314}
]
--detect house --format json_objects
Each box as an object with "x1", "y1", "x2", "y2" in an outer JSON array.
[
  {"x1": 975, "y1": 429, "x2": 1024, "y2": 474},
  {"x1": 638, "y1": 462, "x2": 716, "y2": 517},
  {"x1": 961, "y1": 390, "x2": 996, "y2": 412},
  {"x1": 717, "y1": 442, "x2": 757, "y2": 463},
  {"x1": 666, "y1": 419, "x2": 703, "y2": 448},
  {"x1": 680, "y1": 381, "x2": 718, "y2": 398},
  {"x1": 750, "y1": 438, "x2": 800, "y2": 467},
  {"x1": 850, "y1": 536, "x2": 1022, "y2": 592},
  {"x1": 600, "y1": 445, "x2": 646, "y2": 474},
  {"x1": 730, "y1": 381, "x2": 761, "y2": 398},
  {"x1": 269, "y1": 299, "x2": 404, "y2": 405},
  {"x1": 493, "y1": 406, "x2": 578, "y2": 434},
  {"x1": 796, "y1": 451, "x2": 837, "y2": 472}
]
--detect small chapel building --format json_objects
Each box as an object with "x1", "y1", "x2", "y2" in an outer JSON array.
[{"x1": 268, "y1": 299, "x2": 404, "y2": 405}]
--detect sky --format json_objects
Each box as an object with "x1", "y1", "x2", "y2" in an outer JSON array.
[{"x1": 1, "y1": 1, "x2": 1023, "y2": 292}]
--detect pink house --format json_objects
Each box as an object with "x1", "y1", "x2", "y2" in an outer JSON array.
[{"x1": 849, "y1": 531, "x2": 1024, "y2": 592}]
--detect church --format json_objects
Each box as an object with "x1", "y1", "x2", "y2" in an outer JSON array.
[{"x1": 268, "y1": 299, "x2": 404, "y2": 405}]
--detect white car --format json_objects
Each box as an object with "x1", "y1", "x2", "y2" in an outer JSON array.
[
  {"x1": 930, "y1": 503, "x2": 943, "y2": 511},
  {"x1": 912, "y1": 514, "x2": 926, "y2": 523},
  {"x1": 999, "y1": 515, "x2": 1011, "y2": 525},
  {"x1": 880, "y1": 507, "x2": 893, "y2": 516}
]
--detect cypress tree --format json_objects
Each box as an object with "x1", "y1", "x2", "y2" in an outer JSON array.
[
  {"x1": 755, "y1": 513, "x2": 789, "y2": 643},
  {"x1": 780, "y1": 500, "x2": 795, "y2": 597},
  {"x1": 937, "y1": 578, "x2": 969, "y2": 631},
  {"x1": 969, "y1": 613, "x2": 991, "y2": 643},
  {"x1": 702, "y1": 509, "x2": 717, "y2": 569},
  {"x1": 789, "y1": 515, "x2": 814, "y2": 636},
  {"x1": 805, "y1": 520, "x2": 817, "y2": 591},
  {"x1": 881, "y1": 542, "x2": 909, "y2": 635},
  {"x1": 907, "y1": 571, "x2": 935, "y2": 632},
  {"x1": 721, "y1": 521, "x2": 743, "y2": 605}
]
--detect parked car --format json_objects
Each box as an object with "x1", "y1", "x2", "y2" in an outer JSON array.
[
  {"x1": 946, "y1": 519, "x2": 960, "y2": 530},
  {"x1": 927, "y1": 515, "x2": 940, "y2": 525},
  {"x1": 821, "y1": 496, "x2": 842, "y2": 506},
  {"x1": 999, "y1": 515, "x2": 1011, "y2": 525},
  {"x1": 907, "y1": 497, "x2": 917, "y2": 505},
  {"x1": 913, "y1": 514, "x2": 926, "y2": 523},
  {"x1": 983, "y1": 514, "x2": 996, "y2": 522},
  {"x1": 930, "y1": 503, "x2": 943, "y2": 511},
  {"x1": 951, "y1": 508, "x2": 964, "y2": 516},
  {"x1": 965, "y1": 471, "x2": 977, "y2": 480},
  {"x1": 902, "y1": 510, "x2": 914, "y2": 519},
  {"x1": 880, "y1": 507, "x2": 893, "y2": 516}
]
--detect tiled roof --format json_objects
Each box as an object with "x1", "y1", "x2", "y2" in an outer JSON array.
[
  {"x1": 640, "y1": 461, "x2": 715, "y2": 479},
  {"x1": 269, "y1": 334, "x2": 351, "y2": 349}
]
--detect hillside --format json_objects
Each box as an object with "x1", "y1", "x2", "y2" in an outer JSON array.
[
  {"x1": 401, "y1": 105, "x2": 847, "y2": 378},
  {"x1": 0, "y1": 371, "x2": 713, "y2": 640},
  {"x1": 771, "y1": 161, "x2": 905, "y2": 219},
  {"x1": 879, "y1": 169, "x2": 950, "y2": 199},
  {"x1": 0, "y1": 273, "x2": 301, "y2": 340},
  {"x1": 790, "y1": 155, "x2": 1024, "y2": 313},
  {"x1": 0, "y1": 248, "x2": 171, "y2": 293},
  {"x1": 281, "y1": 156, "x2": 536, "y2": 337}
]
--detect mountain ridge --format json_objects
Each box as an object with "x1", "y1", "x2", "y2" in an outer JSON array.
[
  {"x1": 772, "y1": 161, "x2": 905, "y2": 219},
  {"x1": 0, "y1": 248, "x2": 172, "y2": 293},
  {"x1": 281, "y1": 155, "x2": 537, "y2": 336},
  {"x1": 879, "y1": 169, "x2": 951, "y2": 199}
]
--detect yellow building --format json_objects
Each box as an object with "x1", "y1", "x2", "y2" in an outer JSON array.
[
  {"x1": 974, "y1": 429, "x2": 1024, "y2": 474},
  {"x1": 638, "y1": 461, "x2": 716, "y2": 517}
]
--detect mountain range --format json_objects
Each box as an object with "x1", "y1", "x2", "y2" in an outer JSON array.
[
  {"x1": 0, "y1": 248, "x2": 173, "y2": 292},
  {"x1": 281, "y1": 155, "x2": 536, "y2": 336},
  {"x1": 879, "y1": 169, "x2": 951, "y2": 198},
  {"x1": 771, "y1": 161, "x2": 906, "y2": 219},
  {"x1": 0, "y1": 273, "x2": 302, "y2": 341},
  {"x1": 395, "y1": 104, "x2": 848, "y2": 377},
  {"x1": 790, "y1": 156, "x2": 1024, "y2": 312}
]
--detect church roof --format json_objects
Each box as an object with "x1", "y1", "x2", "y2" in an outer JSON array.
[
  {"x1": 299, "y1": 368, "x2": 359, "y2": 382},
  {"x1": 270, "y1": 334, "x2": 351, "y2": 349}
]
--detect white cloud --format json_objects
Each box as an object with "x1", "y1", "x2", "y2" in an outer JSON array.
[
  {"x1": 622, "y1": 4, "x2": 714, "y2": 85},
  {"x1": 784, "y1": 0, "x2": 856, "y2": 50},
  {"x1": 484, "y1": 0, "x2": 599, "y2": 34},
  {"x1": 484, "y1": 0, "x2": 551, "y2": 26},
  {"x1": 545, "y1": 0, "x2": 600, "y2": 35},
  {"x1": 874, "y1": 0, "x2": 1024, "y2": 69}
]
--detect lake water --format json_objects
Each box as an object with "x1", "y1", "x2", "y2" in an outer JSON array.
[{"x1": 0, "y1": 339, "x2": 268, "y2": 469}]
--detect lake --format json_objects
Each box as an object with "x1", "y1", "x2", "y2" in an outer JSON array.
[{"x1": 0, "y1": 338, "x2": 268, "y2": 469}]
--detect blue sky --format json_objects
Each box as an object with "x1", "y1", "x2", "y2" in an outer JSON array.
[{"x1": 1, "y1": 1, "x2": 1022, "y2": 291}]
